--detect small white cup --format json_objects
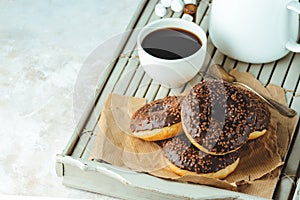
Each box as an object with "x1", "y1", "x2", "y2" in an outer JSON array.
[{"x1": 137, "y1": 18, "x2": 207, "y2": 88}]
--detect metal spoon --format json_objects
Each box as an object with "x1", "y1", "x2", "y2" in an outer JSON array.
[{"x1": 207, "y1": 64, "x2": 297, "y2": 117}]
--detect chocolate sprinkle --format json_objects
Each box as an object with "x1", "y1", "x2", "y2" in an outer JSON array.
[
  {"x1": 162, "y1": 134, "x2": 240, "y2": 174},
  {"x1": 243, "y1": 90, "x2": 271, "y2": 131},
  {"x1": 181, "y1": 80, "x2": 256, "y2": 154},
  {"x1": 130, "y1": 96, "x2": 183, "y2": 132}
]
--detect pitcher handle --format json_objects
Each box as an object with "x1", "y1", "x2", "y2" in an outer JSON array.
[{"x1": 286, "y1": 0, "x2": 300, "y2": 52}]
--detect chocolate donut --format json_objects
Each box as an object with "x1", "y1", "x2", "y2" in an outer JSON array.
[
  {"x1": 130, "y1": 96, "x2": 183, "y2": 141},
  {"x1": 181, "y1": 80, "x2": 256, "y2": 155},
  {"x1": 162, "y1": 134, "x2": 240, "y2": 179},
  {"x1": 243, "y1": 90, "x2": 271, "y2": 140}
]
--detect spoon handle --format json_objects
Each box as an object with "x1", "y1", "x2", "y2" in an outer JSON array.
[
  {"x1": 233, "y1": 82, "x2": 297, "y2": 117},
  {"x1": 207, "y1": 64, "x2": 297, "y2": 117}
]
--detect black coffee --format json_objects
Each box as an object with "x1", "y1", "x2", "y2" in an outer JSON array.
[{"x1": 141, "y1": 28, "x2": 202, "y2": 60}]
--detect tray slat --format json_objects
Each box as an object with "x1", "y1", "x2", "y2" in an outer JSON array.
[
  {"x1": 269, "y1": 53, "x2": 294, "y2": 86},
  {"x1": 125, "y1": 67, "x2": 145, "y2": 96},
  {"x1": 248, "y1": 64, "x2": 262, "y2": 78},
  {"x1": 222, "y1": 57, "x2": 237, "y2": 72},
  {"x1": 135, "y1": 73, "x2": 152, "y2": 98},
  {"x1": 258, "y1": 62, "x2": 276, "y2": 86},
  {"x1": 235, "y1": 62, "x2": 250, "y2": 72},
  {"x1": 283, "y1": 54, "x2": 300, "y2": 105},
  {"x1": 291, "y1": 78, "x2": 300, "y2": 110}
]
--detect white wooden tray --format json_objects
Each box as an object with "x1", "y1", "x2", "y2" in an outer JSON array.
[{"x1": 56, "y1": 0, "x2": 300, "y2": 199}]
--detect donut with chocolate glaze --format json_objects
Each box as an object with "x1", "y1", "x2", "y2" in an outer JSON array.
[
  {"x1": 162, "y1": 134, "x2": 240, "y2": 179},
  {"x1": 242, "y1": 89, "x2": 271, "y2": 140},
  {"x1": 130, "y1": 96, "x2": 183, "y2": 141},
  {"x1": 181, "y1": 80, "x2": 256, "y2": 155}
]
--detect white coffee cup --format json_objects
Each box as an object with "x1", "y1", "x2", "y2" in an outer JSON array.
[
  {"x1": 137, "y1": 18, "x2": 207, "y2": 88},
  {"x1": 209, "y1": 0, "x2": 300, "y2": 63}
]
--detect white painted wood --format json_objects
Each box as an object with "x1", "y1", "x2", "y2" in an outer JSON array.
[
  {"x1": 56, "y1": 162, "x2": 64, "y2": 177},
  {"x1": 235, "y1": 62, "x2": 249, "y2": 72},
  {"x1": 248, "y1": 64, "x2": 262, "y2": 78},
  {"x1": 125, "y1": 66, "x2": 145, "y2": 96},
  {"x1": 199, "y1": 10, "x2": 209, "y2": 33},
  {"x1": 276, "y1": 121, "x2": 300, "y2": 200},
  {"x1": 71, "y1": 58, "x2": 130, "y2": 157},
  {"x1": 291, "y1": 79, "x2": 300, "y2": 111},
  {"x1": 283, "y1": 54, "x2": 300, "y2": 105},
  {"x1": 275, "y1": 177, "x2": 295, "y2": 200},
  {"x1": 62, "y1": 161, "x2": 267, "y2": 200},
  {"x1": 71, "y1": 131, "x2": 93, "y2": 158},
  {"x1": 169, "y1": 86, "x2": 185, "y2": 96},
  {"x1": 82, "y1": 125, "x2": 99, "y2": 160},
  {"x1": 112, "y1": 53, "x2": 140, "y2": 94},
  {"x1": 144, "y1": 81, "x2": 161, "y2": 101},
  {"x1": 222, "y1": 57, "x2": 236, "y2": 72},
  {"x1": 269, "y1": 53, "x2": 294, "y2": 86},
  {"x1": 283, "y1": 123, "x2": 300, "y2": 176},
  {"x1": 258, "y1": 62, "x2": 276, "y2": 86},
  {"x1": 134, "y1": 73, "x2": 152, "y2": 98},
  {"x1": 211, "y1": 50, "x2": 225, "y2": 66},
  {"x1": 207, "y1": 38, "x2": 216, "y2": 56},
  {"x1": 292, "y1": 179, "x2": 300, "y2": 200},
  {"x1": 154, "y1": 86, "x2": 170, "y2": 99},
  {"x1": 196, "y1": 0, "x2": 209, "y2": 24}
]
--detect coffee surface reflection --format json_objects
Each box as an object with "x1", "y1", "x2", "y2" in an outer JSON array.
[{"x1": 141, "y1": 28, "x2": 202, "y2": 60}]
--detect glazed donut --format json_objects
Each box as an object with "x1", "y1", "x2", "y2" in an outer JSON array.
[
  {"x1": 130, "y1": 96, "x2": 183, "y2": 141},
  {"x1": 242, "y1": 90, "x2": 271, "y2": 140},
  {"x1": 162, "y1": 134, "x2": 240, "y2": 179},
  {"x1": 181, "y1": 80, "x2": 256, "y2": 155}
]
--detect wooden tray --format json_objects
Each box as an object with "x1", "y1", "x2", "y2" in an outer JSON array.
[{"x1": 56, "y1": 1, "x2": 300, "y2": 199}]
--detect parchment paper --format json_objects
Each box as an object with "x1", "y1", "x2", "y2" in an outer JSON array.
[{"x1": 90, "y1": 70, "x2": 298, "y2": 198}]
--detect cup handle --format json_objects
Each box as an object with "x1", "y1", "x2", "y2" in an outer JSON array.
[{"x1": 286, "y1": 1, "x2": 300, "y2": 52}]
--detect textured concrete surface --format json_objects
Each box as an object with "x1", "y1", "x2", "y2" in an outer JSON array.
[{"x1": 0, "y1": 0, "x2": 141, "y2": 199}]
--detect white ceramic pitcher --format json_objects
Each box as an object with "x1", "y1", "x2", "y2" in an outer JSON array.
[{"x1": 209, "y1": 0, "x2": 300, "y2": 63}]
